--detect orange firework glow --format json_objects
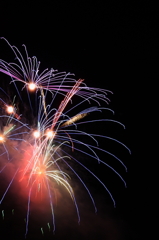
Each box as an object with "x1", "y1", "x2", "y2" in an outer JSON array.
[
  {"x1": 33, "y1": 130, "x2": 41, "y2": 138},
  {"x1": 0, "y1": 135, "x2": 5, "y2": 142},
  {"x1": 45, "y1": 130, "x2": 55, "y2": 139},
  {"x1": 28, "y1": 82, "x2": 37, "y2": 91},
  {"x1": 6, "y1": 105, "x2": 14, "y2": 114}
]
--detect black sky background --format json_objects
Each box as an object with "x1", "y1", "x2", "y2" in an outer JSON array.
[{"x1": 0, "y1": 1, "x2": 157, "y2": 240}]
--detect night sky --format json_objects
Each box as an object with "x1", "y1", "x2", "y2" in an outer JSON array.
[{"x1": 0, "y1": 1, "x2": 156, "y2": 240}]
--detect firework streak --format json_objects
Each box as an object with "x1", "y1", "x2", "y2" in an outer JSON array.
[{"x1": 0, "y1": 38, "x2": 131, "y2": 237}]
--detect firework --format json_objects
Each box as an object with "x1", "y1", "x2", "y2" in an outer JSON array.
[{"x1": 0, "y1": 39, "x2": 130, "y2": 237}]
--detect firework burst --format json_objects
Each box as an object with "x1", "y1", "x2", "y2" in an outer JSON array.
[{"x1": 0, "y1": 39, "x2": 130, "y2": 237}]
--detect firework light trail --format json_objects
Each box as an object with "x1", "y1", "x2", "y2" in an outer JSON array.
[{"x1": 0, "y1": 38, "x2": 130, "y2": 237}]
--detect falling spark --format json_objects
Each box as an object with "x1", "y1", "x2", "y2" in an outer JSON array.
[
  {"x1": 41, "y1": 227, "x2": 44, "y2": 235},
  {"x1": 2, "y1": 210, "x2": 4, "y2": 220}
]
